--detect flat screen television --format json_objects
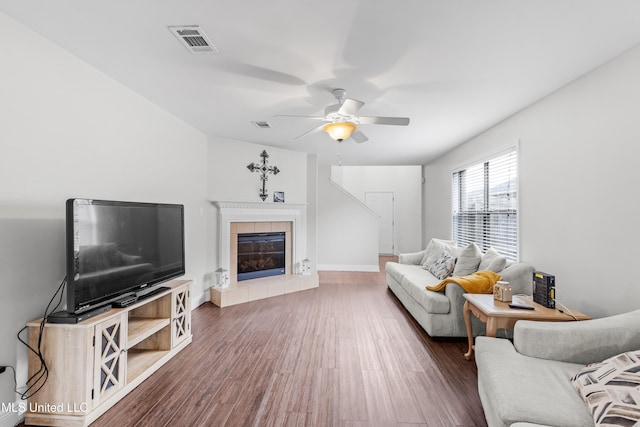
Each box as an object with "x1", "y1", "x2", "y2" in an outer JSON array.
[{"x1": 66, "y1": 198, "x2": 185, "y2": 314}]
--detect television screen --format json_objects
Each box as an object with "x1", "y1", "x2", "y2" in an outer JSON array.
[{"x1": 66, "y1": 198, "x2": 185, "y2": 314}]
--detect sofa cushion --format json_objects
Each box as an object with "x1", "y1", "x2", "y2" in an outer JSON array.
[
  {"x1": 476, "y1": 337, "x2": 593, "y2": 427},
  {"x1": 452, "y1": 242, "x2": 481, "y2": 276},
  {"x1": 478, "y1": 248, "x2": 507, "y2": 273},
  {"x1": 386, "y1": 262, "x2": 441, "y2": 289},
  {"x1": 386, "y1": 262, "x2": 450, "y2": 314},
  {"x1": 410, "y1": 286, "x2": 450, "y2": 314},
  {"x1": 385, "y1": 261, "x2": 410, "y2": 285},
  {"x1": 420, "y1": 238, "x2": 458, "y2": 268},
  {"x1": 498, "y1": 262, "x2": 535, "y2": 295},
  {"x1": 402, "y1": 277, "x2": 451, "y2": 314},
  {"x1": 571, "y1": 350, "x2": 640, "y2": 426},
  {"x1": 427, "y1": 250, "x2": 456, "y2": 280}
]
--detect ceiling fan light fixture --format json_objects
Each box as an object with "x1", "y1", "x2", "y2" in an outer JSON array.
[{"x1": 322, "y1": 122, "x2": 356, "y2": 142}]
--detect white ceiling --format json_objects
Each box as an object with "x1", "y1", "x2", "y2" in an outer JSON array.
[{"x1": 2, "y1": 1, "x2": 640, "y2": 165}]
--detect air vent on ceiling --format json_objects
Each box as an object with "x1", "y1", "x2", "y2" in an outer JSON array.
[
  {"x1": 168, "y1": 26, "x2": 219, "y2": 54},
  {"x1": 252, "y1": 121, "x2": 272, "y2": 129}
]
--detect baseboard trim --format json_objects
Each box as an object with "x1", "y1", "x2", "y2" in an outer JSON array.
[
  {"x1": 194, "y1": 290, "x2": 209, "y2": 308},
  {"x1": 317, "y1": 264, "x2": 380, "y2": 272},
  {"x1": 0, "y1": 400, "x2": 24, "y2": 427}
]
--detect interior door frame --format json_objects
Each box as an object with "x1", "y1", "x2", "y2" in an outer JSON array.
[{"x1": 364, "y1": 191, "x2": 395, "y2": 255}]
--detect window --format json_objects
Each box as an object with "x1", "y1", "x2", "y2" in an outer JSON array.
[{"x1": 452, "y1": 147, "x2": 518, "y2": 260}]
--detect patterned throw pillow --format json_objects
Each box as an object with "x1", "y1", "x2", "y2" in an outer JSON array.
[
  {"x1": 421, "y1": 238, "x2": 458, "y2": 269},
  {"x1": 428, "y1": 251, "x2": 456, "y2": 280},
  {"x1": 571, "y1": 350, "x2": 640, "y2": 426}
]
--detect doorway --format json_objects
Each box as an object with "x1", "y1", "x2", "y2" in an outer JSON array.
[{"x1": 365, "y1": 192, "x2": 394, "y2": 255}]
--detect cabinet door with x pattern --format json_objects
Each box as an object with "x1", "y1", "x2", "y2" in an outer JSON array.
[
  {"x1": 93, "y1": 313, "x2": 127, "y2": 405},
  {"x1": 172, "y1": 284, "x2": 191, "y2": 347}
]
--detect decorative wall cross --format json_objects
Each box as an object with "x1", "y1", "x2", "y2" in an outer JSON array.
[{"x1": 247, "y1": 150, "x2": 280, "y2": 201}]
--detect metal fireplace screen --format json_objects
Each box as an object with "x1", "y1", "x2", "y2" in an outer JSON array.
[{"x1": 237, "y1": 232, "x2": 286, "y2": 281}]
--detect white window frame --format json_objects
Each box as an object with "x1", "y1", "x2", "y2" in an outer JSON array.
[{"x1": 451, "y1": 143, "x2": 520, "y2": 260}]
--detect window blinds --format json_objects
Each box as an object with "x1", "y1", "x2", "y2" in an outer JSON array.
[{"x1": 452, "y1": 148, "x2": 518, "y2": 260}]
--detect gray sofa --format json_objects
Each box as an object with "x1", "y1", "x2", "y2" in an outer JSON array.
[
  {"x1": 476, "y1": 309, "x2": 640, "y2": 427},
  {"x1": 385, "y1": 239, "x2": 534, "y2": 337}
]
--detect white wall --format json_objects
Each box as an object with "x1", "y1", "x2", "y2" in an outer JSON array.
[
  {"x1": 423, "y1": 44, "x2": 640, "y2": 318},
  {"x1": 205, "y1": 137, "x2": 312, "y2": 278},
  {"x1": 317, "y1": 164, "x2": 379, "y2": 271},
  {"x1": 0, "y1": 12, "x2": 208, "y2": 423},
  {"x1": 206, "y1": 137, "x2": 308, "y2": 204},
  {"x1": 331, "y1": 165, "x2": 423, "y2": 254}
]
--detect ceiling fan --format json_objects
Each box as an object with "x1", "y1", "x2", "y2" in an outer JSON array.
[{"x1": 277, "y1": 88, "x2": 410, "y2": 143}]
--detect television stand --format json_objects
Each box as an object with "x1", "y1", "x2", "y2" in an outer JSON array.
[{"x1": 24, "y1": 279, "x2": 191, "y2": 427}]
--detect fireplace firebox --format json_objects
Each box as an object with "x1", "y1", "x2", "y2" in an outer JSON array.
[{"x1": 237, "y1": 232, "x2": 286, "y2": 281}]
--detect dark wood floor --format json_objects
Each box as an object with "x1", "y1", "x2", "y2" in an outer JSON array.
[{"x1": 91, "y1": 257, "x2": 488, "y2": 427}]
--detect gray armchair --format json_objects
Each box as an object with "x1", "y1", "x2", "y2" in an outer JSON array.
[{"x1": 475, "y1": 309, "x2": 640, "y2": 427}]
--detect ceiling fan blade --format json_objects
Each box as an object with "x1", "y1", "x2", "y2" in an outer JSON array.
[
  {"x1": 337, "y1": 98, "x2": 365, "y2": 116},
  {"x1": 276, "y1": 114, "x2": 327, "y2": 121},
  {"x1": 294, "y1": 124, "x2": 325, "y2": 140},
  {"x1": 358, "y1": 116, "x2": 410, "y2": 126},
  {"x1": 351, "y1": 130, "x2": 369, "y2": 143}
]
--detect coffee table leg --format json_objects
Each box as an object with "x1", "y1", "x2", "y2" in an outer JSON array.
[{"x1": 463, "y1": 300, "x2": 474, "y2": 360}]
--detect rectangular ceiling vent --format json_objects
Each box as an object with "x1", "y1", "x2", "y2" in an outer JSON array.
[
  {"x1": 168, "y1": 26, "x2": 219, "y2": 54},
  {"x1": 252, "y1": 121, "x2": 272, "y2": 129}
]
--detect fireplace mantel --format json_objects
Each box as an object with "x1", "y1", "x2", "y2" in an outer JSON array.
[
  {"x1": 212, "y1": 201, "x2": 306, "y2": 275},
  {"x1": 213, "y1": 201, "x2": 307, "y2": 211}
]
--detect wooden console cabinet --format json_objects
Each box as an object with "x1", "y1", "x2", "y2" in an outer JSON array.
[{"x1": 24, "y1": 280, "x2": 192, "y2": 427}]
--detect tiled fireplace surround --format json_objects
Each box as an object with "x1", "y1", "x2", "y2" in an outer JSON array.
[
  {"x1": 230, "y1": 220, "x2": 292, "y2": 281},
  {"x1": 210, "y1": 201, "x2": 318, "y2": 307}
]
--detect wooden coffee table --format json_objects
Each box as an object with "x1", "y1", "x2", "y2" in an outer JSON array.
[{"x1": 463, "y1": 293, "x2": 590, "y2": 360}]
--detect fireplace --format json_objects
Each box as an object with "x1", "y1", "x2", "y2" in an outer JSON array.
[
  {"x1": 213, "y1": 201, "x2": 304, "y2": 283},
  {"x1": 237, "y1": 232, "x2": 286, "y2": 281},
  {"x1": 210, "y1": 201, "x2": 319, "y2": 307}
]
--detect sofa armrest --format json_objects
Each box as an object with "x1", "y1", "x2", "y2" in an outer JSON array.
[
  {"x1": 444, "y1": 281, "x2": 466, "y2": 302},
  {"x1": 514, "y1": 309, "x2": 640, "y2": 365},
  {"x1": 398, "y1": 250, "x2": 426, "y2": 265}
]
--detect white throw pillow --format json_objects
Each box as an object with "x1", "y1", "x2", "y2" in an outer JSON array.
[
  {"x1": 478, "y1": 248, "x2": 508, "y2": 273},
  {"x1": 452, "y1": 242, "x2": 481, "y2": 276},
  {"x1": 571, "y1": 350, "x2": 640, "y2": 426},
  {"x1": 428, "y1": 250, "x2": 456, "y2": 280},
  {"x1": 421, "y1": 238, "x2": 458, "y2": 269}
]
